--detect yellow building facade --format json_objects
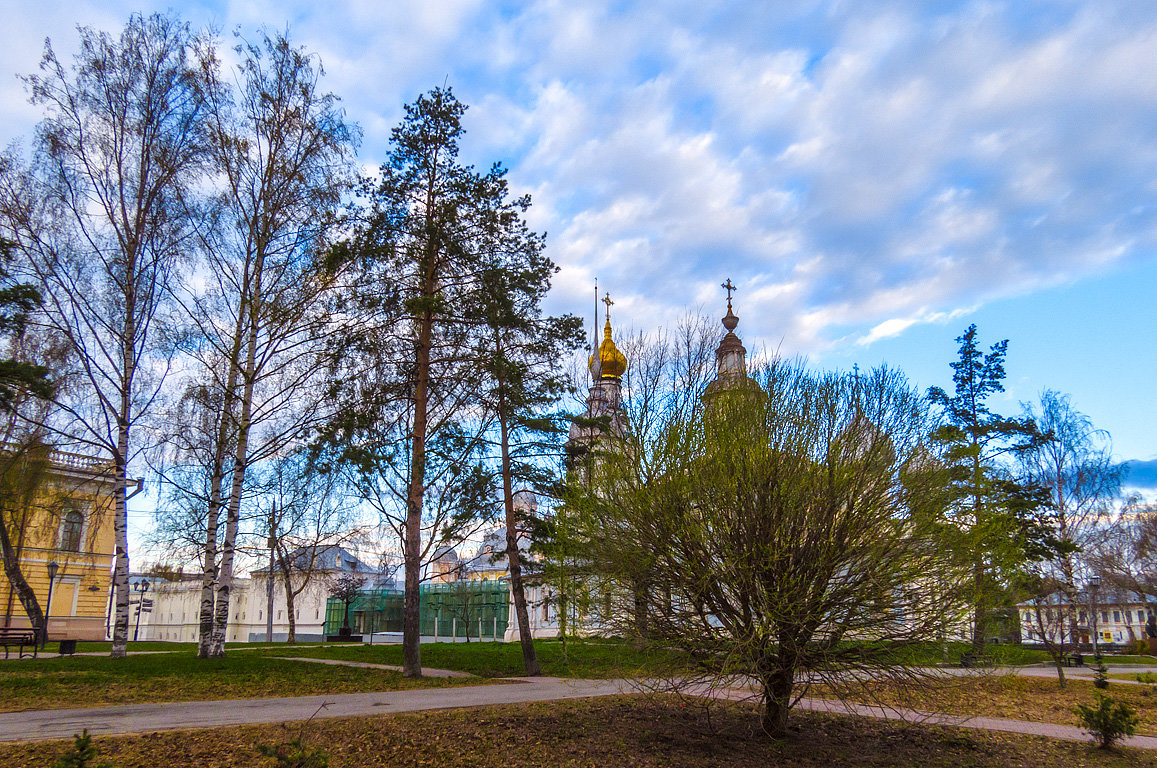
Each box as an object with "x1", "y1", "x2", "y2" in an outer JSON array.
[{"x1": 0, "y1": 448, "x2": 117, "y2": 641}]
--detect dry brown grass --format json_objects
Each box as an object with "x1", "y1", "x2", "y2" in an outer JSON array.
[
  {"x1": 0, "y1": 696, "x2": 1148, "y2": 768},
  {"x1": 812, "y1": 673, "x2": 1157, "y2": 736}
]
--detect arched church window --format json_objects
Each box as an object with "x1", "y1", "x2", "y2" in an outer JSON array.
[{"x1": 60, "y1": 510, "x2": 83, "y2": 552}]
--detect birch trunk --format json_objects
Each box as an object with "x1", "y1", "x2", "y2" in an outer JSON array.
[
  {"x1": 209, "y1": 261, "x2": 263, "y2": 658},
  {"x1": 197, "y1": 359, "x2": 239, "y2": 658},
  {"x1": 110, "y1": 284, "x2": 137, "y2": 658}
]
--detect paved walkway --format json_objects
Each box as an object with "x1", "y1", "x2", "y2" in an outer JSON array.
[
  {"x1": 797, "y1": 697, "x2": 1157, "y2": 750},
  {"x1": 4, "y1": 658, "x2": 1157, "y2": 751},
  {"x1": 278, "y1": 656, "x2": 474, "y2": 678},
  {"x1": 1014, "y1": 664, "x2": 1155, "y2": 685},
  {"x1": 0, "y1": 677, "x2": 628, "y2": 742}
]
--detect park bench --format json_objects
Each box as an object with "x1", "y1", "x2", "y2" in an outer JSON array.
[
  {"x1": 0, "y1": 627, "x2": 38, "y2": 659},
  {"x1": 1060, "y1": 653, "x2": 1084, "y2": 667},
  {"x1": 959, "y1": 652, "x2": 994, "y2": 669}
]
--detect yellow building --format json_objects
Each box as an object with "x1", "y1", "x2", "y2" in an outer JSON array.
[{"x1": 0, "y1": 447, "x2": 117, "y2": 641}]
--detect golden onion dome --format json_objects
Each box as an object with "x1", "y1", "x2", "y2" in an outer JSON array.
[{"x1": 588, "y1": 317, "x2": 627, "y2": 379}]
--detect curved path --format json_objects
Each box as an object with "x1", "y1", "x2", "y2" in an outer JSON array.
[
  {"x1": 3, "y1": 659, "x2": 1157, "y2": 751},
  {"x1": 0, "y1": 677, "x2": 623, "y2": 742}
]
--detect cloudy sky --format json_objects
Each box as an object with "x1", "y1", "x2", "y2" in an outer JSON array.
[{"x1": 2, "y1": 1, "x2": 1155, "y2": 486}]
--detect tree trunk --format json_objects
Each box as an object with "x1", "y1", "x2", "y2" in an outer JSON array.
[
  {"x1": 197, "y1": 368, "x2": 236, "y2": 658},
  {"x1": 196, "y1": 500, "x2": 219, "y2": 657},
  {"x1": 279, "y1": 557, "x2": 297, "y2": 644},
  {"x1": 402, "y1": 295, "x2": 434, "y2": 677},
  {"x1": 971, "y1": 561, "x2": 986, "y2": 655},
  {"x1": 632, "y1": 578, "x2": 649, "y2": 650},
  {"x1": 110, "y1": 417, "x2": 132, "y2": 658},
  {"x1": 210, "y1": 264, "x2": 262, "y2": 658},
  {"x1": 970, "y1": 426, "x2": 986, "y2": 656},
  {"x1": 497, "y1": 385, "x2": 541, "y2": 676},
  {"x1": 761, "y1": 666, "x2": 795, "y2": 738},
  {"x1": 0, "y1": 512, "x2": 43, "y2": 636}
]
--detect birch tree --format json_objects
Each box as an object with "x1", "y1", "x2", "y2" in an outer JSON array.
[
  {"x1": 1017, "y1": 390, "x2": 1121, "y2": 684},
  {"x1": 3, "y1": 14, "x2": 212, "y2": 656},
  {"x1": 181, "y1": 30, "x2": 356, "y2": 658}
]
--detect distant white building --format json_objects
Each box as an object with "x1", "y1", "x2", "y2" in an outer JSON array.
[
  {"x1": 459, "y1": 492, "x2": 563, "y2": 642},
  {"x1": 1019, "y1": 589, "x2": 1156, "y2": 647},
  {"x1": 137, "y1": 546, "x2": 380, "y2": 642}
]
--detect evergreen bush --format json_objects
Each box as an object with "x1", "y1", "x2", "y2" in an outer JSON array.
[
  {"x1": 1092, "y1": 658, "x2": 1110, "y2": 689},
  {"x1": 1074, "y1": 694, "x2": 1140, "y2": 749},
  {"x1": 256, "y1": 737, "x2": 329, "y2": 768},
  {"x1": 54, "y1": 730, "x2": 112, "y2": 768}
]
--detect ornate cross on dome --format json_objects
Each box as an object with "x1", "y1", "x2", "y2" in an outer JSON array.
[
  {"x1": 602, "y1": 291, "x2": 614, "y2": 321},
  {"x1": 721, "y1": 278, "x2": 736, "y2": 311}
]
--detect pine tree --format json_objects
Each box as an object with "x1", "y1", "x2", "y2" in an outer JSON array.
[
  {"x1": 475, "y1": 251, "x2": 584, "y2": 675},
  {"x1": 321, "y1": 88, "x2": 510, "y2": 677},
  {"x1": 927, "y1": 324, "x2": 1052, "y2": 653}
]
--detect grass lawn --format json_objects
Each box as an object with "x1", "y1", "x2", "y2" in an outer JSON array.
[
  {"x1": 2, "y1": 696, "x2": 1146, "y2": 768},
  {"x1": 1098, "y1": 655, "x2": 1157, "y2": 666},
  {"x1": 0, "y1": 653, "x2": 479, "y2": 712},
  {"x1": 68, "y1": 640, "x2": 343, "y2": 654},
  {"x1": 260, "y1": 637, "x2": 683, "y2": 678},
  {"x1": 814, "y1": 673, "x2": 1157, "y2": 736}
]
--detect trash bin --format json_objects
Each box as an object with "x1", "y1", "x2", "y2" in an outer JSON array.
[{"x1": 58, "y1": 639, "x2": 77, "y2": 655}]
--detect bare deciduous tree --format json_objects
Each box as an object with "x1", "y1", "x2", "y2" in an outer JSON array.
[
  {"x1": 177, "y1": 30, "x2": 356, "y2": 658},
  {"x1": 1017, "y1": 390, "x2": 1122, "y2": 685},
  {"x1": 568, "y1": 346, "x2": 969, "y2": 738},
  {"x1": 3, "y1": 14, "x2": 212, "y2": 656},
  {"x1": 256, "y1": 451, "x2": 362, "y2": 644}
]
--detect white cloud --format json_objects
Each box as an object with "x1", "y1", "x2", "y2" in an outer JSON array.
[{"x1": 3, "y1": 0, "x2": 1156, "y2": 359}]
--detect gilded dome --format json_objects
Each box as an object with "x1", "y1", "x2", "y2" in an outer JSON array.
[{"x1": 588, "y1": 318, "x2": 627, "y2": 379}]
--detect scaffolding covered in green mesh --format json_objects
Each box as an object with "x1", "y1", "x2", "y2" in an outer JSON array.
[{"x1": 324, "y1": 580, "x2": 510, "y2": 639}]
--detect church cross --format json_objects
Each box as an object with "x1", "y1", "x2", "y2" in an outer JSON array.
[
  {"x1": 721, "y1": 278, "x2": 736, "y2": 310},
  {"x1": 602, "y1": 291, "x2": 614, "y2": 321}
]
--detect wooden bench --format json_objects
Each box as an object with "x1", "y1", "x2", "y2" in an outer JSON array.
[
  {"x1": 0, "y1": 627, "x2": 38, "y2": 659},
  {"x1": 1060, "y1": 653, "x2": 1085, "y2": 667},
  {"x1": 959, "y1": 652, "x2": 994, "y2": 669}
]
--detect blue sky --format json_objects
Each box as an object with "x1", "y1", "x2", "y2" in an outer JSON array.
[{"x1": 2, "y1": 1, "x2": 1155, "y2": 486}]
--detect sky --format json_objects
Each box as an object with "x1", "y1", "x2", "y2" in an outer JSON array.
[{"x1": 1, "y1": 1, "x2": 1155, "y2": 496}]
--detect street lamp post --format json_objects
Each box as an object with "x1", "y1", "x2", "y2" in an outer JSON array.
[
  {"x1": 1088, "y1": 576, "x2": 1101, "y2": 657},
  {"x1": 133, "y1": 580, "x2": 150, "y2": 642},
  {"x1": 42, "y1": 561, "x2": 59, "y2": 649}
]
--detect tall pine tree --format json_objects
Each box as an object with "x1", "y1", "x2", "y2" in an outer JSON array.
[
  {"x1": 322, "y1": 88, "x2": 513, "y2": 676},
  {"x1": 928, "y1": 324, "x2": 1051, "y2": 653},
  {"x1": 475, "y1": 251, "x2": 583, "y2": 675}
]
